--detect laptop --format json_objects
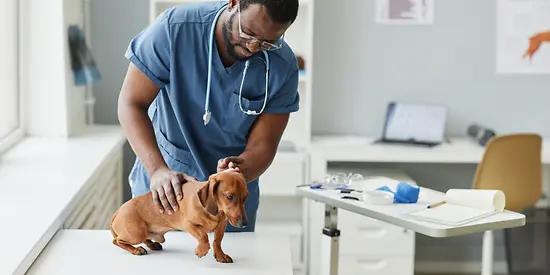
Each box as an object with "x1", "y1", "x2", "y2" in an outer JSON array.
[{"x1": 374, "y1": 101, "x2": 448, "y2": 147}]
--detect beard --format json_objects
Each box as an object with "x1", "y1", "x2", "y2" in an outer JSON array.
[{"x1": 222, "y1": 13, "x2": 251, "y2": 61}]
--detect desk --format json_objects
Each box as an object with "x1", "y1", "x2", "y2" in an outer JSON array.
[
  {"x1": 306, "y1": 135, "x2": 550, "y2": 275},
  {"x1": 26, "y1": 230, "x2": 294, "y2": 275},
  {"x1": 297, "y1": 177, "x2": 526, "y2": 275},
  {"x1": 311, "y1": 135, "x2": 550, "y2": 164}
]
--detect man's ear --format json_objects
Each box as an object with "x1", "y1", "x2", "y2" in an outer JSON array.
[{"x1": 227, "y1": 0, "x2": 238, "y2": 11}]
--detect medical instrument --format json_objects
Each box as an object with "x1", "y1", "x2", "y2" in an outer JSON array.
[
  {"x1": 362, "y1": 190, "x2": 395, "y2": 205},
  {"x1": 341, "y1": 195, "x2": 360, "y2": 201},
  {"x1": 203, "y1": 4, "x2": 270, "y2": 125}
]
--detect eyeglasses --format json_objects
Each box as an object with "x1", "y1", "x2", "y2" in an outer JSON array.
[{"x1": 237, "y1": 3, "x2": 285, "y2": 51}]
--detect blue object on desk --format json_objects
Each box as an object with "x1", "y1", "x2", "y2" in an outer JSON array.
[{"x1": 376, "y1": 182, "x2": 419, "y2": 203}]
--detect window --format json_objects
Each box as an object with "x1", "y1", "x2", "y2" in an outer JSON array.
[{"x1": 0, "y1": 0, "x2": 23, "y2": 155}]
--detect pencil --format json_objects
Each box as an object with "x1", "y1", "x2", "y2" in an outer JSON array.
[{"x1": 427, "y1": 201, "x2": 446, "y2": 209}]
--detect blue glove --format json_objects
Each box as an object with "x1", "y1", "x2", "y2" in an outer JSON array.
[{"x1": 376, "y1": 182, "x2": 419, "y2": 203}]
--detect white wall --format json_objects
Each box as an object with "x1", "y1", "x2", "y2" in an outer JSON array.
[{"x1": 21, "y1": 0, "x2": 87, "y2": 138}]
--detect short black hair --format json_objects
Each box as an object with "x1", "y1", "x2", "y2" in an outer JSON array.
[{"x1": 240, "y1": 0, "x2": 299, "y2": 24}]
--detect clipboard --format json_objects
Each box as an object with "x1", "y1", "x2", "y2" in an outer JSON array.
[{"x1": 375, "y1": 101, "x2": 448, "y2": 147}]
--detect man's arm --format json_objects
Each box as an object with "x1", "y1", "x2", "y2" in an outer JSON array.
[
  {"x1": 218, "y1": 68, "x2": 299, "y2": 181},
  {"x1": 237, "y1": 113, "x2": 290, "y2": 183},
  {"x1": 118, "y1": 63, "x2": 168, "y2": 178}
]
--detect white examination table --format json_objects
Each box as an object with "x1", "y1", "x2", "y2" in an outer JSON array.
[{"x1": 26, "y1": 229, "x2": 293, "y2": 275}]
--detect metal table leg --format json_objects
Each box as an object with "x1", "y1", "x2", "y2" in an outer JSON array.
[
  {"x1": 321, "y1": 205, "x2": 340, "y2": 275},
  {"x1": 481, "y1": 230, "x2": 494, "y2": 275}
]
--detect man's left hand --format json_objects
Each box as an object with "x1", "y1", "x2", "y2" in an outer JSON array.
[{"x1": 217, "y1": 156, "x2": 247, "y2": 175}]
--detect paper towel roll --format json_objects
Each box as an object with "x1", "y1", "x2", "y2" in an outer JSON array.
[{"x1": 444, "y1": 189, "x2": 506, "y2": 212}]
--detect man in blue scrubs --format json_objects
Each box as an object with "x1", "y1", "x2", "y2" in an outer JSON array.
[{"x1": 117, "y1": 0, "x2": 300, "y2": 233}]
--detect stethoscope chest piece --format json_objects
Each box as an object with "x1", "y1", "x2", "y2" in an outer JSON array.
[{"x1": 203, "y1": 111, "x2": 211, "y2": 125}]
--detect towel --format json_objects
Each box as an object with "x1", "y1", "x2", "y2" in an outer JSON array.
[
  {"x1": 68, "y1": 25, "x2": 101, "y2": 86},
  {"x1": 377, "y1": 182, "x2": 420, "y2": 203}
]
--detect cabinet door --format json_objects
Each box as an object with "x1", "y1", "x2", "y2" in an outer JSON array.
[{"x1": 259, "y1": 152, "x2": 305, "y2": 196}]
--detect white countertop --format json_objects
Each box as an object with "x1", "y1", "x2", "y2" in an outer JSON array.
[
  {"x1": 311, "y1": 135, "x2": 550, "y2": 163},
  {"x1": 0, "y1": 125, "x2": 126, "y2": 275},
  {"x1": 26, "y1": 230, "x2": 293, "y2": 275}
]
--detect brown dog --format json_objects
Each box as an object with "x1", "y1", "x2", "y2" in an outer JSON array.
[{"x1": 109, "y1": 168, "x2": 248, "y2": 263}]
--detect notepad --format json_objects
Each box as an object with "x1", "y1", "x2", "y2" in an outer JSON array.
[{"x1": 405, "y1": 189, "x2": 506, "y2": 226}]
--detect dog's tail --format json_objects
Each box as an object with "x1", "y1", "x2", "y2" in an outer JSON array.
[{"x1": 109, "y1": 209, "x2": 119, "y2": 239}]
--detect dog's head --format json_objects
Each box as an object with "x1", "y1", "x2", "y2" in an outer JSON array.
[{"x1": 197, "y1": 168, "x2": 249, "y2": 228}]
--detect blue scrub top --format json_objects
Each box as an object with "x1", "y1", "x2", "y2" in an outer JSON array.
[{"x1": 124, "y1": 1, "x2": 300, "y2": 225}]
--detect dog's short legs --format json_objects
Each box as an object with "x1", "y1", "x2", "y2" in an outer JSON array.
[
  {"x1": 187, "y1": 225, "x2": 210, "y2": 258},
  {"x1": 213, "y1": 220, "x2": 233, "y2": 263},
  {"x1": 144, "y1": 239, "x2": 163, "y2": 251},
  {"x1": 113, "y1": 239, "x2": 148, "y2": 255}
]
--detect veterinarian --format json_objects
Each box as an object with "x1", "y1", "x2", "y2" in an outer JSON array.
[{"x1": 117, "y1": 0, "x2": 300, "y2": 233}]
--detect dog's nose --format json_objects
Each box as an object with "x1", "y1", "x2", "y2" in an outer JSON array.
[{"x1": 237, "y1": 218, "x2": 248, "y2": 228}]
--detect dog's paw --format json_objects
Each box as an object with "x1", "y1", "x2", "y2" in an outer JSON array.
[
  {"x1": 145, "y1": 240, "x2": 163, "y2": 251},
  {"x1": 214, "y1": 253, "x2": 233, "y2": 263},
  {"x1": 133, "y1": 246, "x2": 148, "y2": 256},
  {"x1": 194, "y1": 244, "x2": 210, "y2": 258},
  {"x1": 149, "y1": 242, "x2": 163, "y2": 250}
]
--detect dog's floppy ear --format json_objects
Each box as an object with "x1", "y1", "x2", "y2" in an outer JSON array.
[
  {"x1": 197, "y1": 174, "x2": 220, "y2": 210},
  {"x1": 208, "y1": 174, "x2": 220, "y2": 200}
]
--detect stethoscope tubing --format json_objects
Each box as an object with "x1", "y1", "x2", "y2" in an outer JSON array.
[{"x1": 204, "y1": 3, "x2": 269, "y2": 125}]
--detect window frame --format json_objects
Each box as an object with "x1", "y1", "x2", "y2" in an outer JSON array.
[{"x1": 0, "y1": 0, "x2": 25, "y2": 156}]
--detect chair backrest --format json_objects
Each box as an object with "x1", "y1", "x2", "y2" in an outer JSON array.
[{"x1": 472, "y1": 133, "x2": 543, "y2": 212}]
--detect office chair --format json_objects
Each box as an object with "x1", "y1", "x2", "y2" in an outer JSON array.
[{"x1": 472, "y1": 133, "x2": 544, "y2": 275}]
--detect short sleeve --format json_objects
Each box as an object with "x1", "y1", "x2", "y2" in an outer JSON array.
[
  {"x1": 264, "y1": 69, "x2": 300, "y2": 114},
  {"x1": 124, "y1": 9, "x2": 172, "y2": 89}
]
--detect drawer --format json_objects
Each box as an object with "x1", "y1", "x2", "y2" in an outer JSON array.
[
  {"x1": 338, "y1": 209, "x2": 414, "y2": 256},
  {"x1": 259, "y1": 152, "x2": 305, "y2": 196},
  {"x1": 339, "y1": 255, "x2": 414, "y2": 275},
  {"x1": 339, "y1": 223, "x2": 414, "y2": 256}
]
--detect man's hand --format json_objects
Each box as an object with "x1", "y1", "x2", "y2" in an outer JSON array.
[
  {"x1": 150, "y1": 167, "x2": 197, "y2": 214},
  {"x1": 217, "y1": 157, "x2": 247, "y2": 176}
]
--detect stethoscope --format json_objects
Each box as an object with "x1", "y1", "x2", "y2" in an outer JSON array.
[{"x1": 203, "y1": 4, "x2": 269, "y2": 126}]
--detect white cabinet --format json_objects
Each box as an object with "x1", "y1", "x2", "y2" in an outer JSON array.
[
  {"x1": 63, "y1": 150, "x2": 123, "y2": 230},
  {"x1": 259, "y1": 150, "x2": 306, "y2": 196}
]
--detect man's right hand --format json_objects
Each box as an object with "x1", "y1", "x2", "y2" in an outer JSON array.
[{"x1": 150, "y1": 167, "x2": 197, "y2": 214}]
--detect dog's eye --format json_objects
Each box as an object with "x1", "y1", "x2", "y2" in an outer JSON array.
[{"x1": 226, "y1": 194, "x2": 233, "y2": 200}]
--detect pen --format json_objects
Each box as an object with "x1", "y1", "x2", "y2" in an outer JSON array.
[{"x1": 427, "y1": 201, "x2": 446, "y2": 209}]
